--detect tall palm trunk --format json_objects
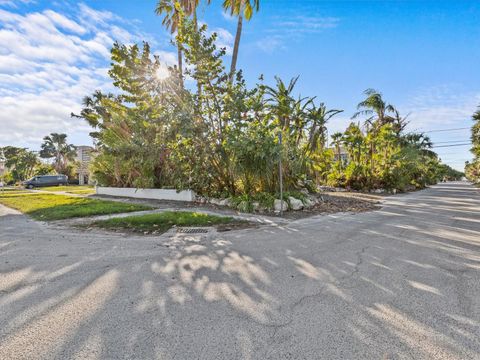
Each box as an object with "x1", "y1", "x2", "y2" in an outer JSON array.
[
  {"x1": 193, "y1": 9, "x2": 202, "y2": 106},
  {"x1": 229, "y1": 14, "x2": 243, "y2": 81},
  {"x1": 177, "y1": 45, "x2": 183, "y2": 87},
  {"x1": 336, "y1": 144, "x2": 342, "y2": 169}
]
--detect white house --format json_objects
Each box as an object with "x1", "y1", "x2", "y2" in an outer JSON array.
[
  {"x1": 0, "y1": 150, "x2": 6, "y2": 178},
  {"x1": 76, "y1": 146, "x2": 94, "y2": 185}
]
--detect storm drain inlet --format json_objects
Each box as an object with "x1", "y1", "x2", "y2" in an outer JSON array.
[{"x1": 176, "y1": 228, "x2": 209, "y2": 234}]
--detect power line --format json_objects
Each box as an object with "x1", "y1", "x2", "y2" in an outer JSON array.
[
  {"x1": 433, "y1": 139, "x2": 471, "y2": 144},
  {"x1": 431, "y1": 143, "x2": 471, "y2": 148},
  {"x1": 424, "y1": 127, "x2": 470, "y2": 133}
]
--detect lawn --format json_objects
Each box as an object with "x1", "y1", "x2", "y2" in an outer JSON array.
[
  {"x1": 39, "y1": 185, "x2": 96, "y2": 195},
  {"x1": 0, "y1": 191, "x2": 151, "y2": 221},
  {"x1": 92, "y1": 211, "x2": 241, "y2": 234}
]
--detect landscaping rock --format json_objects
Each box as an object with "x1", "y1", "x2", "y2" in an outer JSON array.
[
  {"x1": 288, "y1": 196, "x2": 304, "y2": 210},
  {"x1": 303, "y1": 198, "x2": 314, "y2": 208},
  {"x1": 219, "y1": 198, "x2": 231, "y2": 207},
  {"x1": 318, "y1": 186, "x2": 335, "y2": 192},
  {"x1": 209, "y1": 198, "x2": 223, "y2": 206},
  {"x1": 274, "y1": 199, "x2": 287, "y2": 212},
  {"x1": 196, "y1": 196, "x2": 207, "y2": 204}
]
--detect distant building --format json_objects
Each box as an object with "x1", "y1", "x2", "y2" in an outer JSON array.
[
  {"x1": 332, "y1": 146, "x2": 349, "y2": 164},
  {"x1": 76, "y1": 146, "x2": 94, "y2": 185}
]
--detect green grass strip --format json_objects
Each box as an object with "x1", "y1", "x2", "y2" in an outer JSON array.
[
  {"x1": 39, "y1": 185, "x2": 96, "y2": 195},
  {"x1": 0, "y1": 192, "x2": 151, "y2": 221},
  {"x1": 92, "y1": 211, "x2": 235, "y2": 234}
]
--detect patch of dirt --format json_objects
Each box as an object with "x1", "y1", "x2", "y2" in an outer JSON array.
[
  {"x1": 216, "y1": 221, "x2": 259, "y2": 232},
  {"x1": 280, "y1": 193, "x2": 382, "y2": 220}
]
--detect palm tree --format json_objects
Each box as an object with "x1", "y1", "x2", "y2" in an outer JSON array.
[
  {"x1": 392, "y1": 109, "x2": 410, "y2": 135},
  {"x1": 223, "y1": 0, "x2": 260, "y2": 80},
  {"x1": 39, "y1": 133, "x2": 76, "y2": 174},
  {"x1": 342, "y1": 123, "x2": 364, "y2": 165},
  {"x1": 352, "y1": 89, "x2": 397, "y2": 174},
  {"x1": 403, "y1": 133, "x2": 435, "y2": 157},
  {"x1": 331, "y1": 132, "x2": 344, "y2": 166},
  {"x1": 306, "y1": 104, "x2": 343, "y2": 152},
  {"x1": 352, "y1": 89, "x2": 397, "y2": 129},
  {"x1": 264, "y1": 76, "x2": 299, "y2": 130},
  {"x1": 156, "y1": 0, "x2": 211, "y2": 87},
  {"x1": 155, "y1": 0, "x2": 185, "y2": 86},
  {"x1": 471, "y1": 106, "x2": 480, "y2": 158}
]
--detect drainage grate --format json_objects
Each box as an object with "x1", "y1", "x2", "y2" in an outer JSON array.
[{"x1": 176, "y1": 227, "x2": 209, "y2": 234}]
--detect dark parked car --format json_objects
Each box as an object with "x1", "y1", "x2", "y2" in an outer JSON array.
[{"x1": 23, "y1": 175, "x2": 68, "y2": 189}]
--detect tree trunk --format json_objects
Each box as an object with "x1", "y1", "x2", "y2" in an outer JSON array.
[
  {"x1": 194, "y1": 10, "x2": 202, "y2": 107},
  {"x1": 230, "y1": 15, "x2": 243, "y2": 81},
  {"x1": 337, "y1": 145, "x2": 342, "y2": 169},
  {"x1": 177, "y1": 45, "x2": 184, "y2": 88}
]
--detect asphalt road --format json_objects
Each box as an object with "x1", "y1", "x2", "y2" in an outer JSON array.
[{"x1": 0, "y1": 182, "x2": 479, "y2": 359}]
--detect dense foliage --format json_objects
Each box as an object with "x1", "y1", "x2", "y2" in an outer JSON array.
[
  {"x1": 465, "y1": 106, "x2": 480, "y2": 183},
  {"x1": 0, "y1": 146, "x2": 41, "y2": 183},
  {"x1": 74, "y1": 1, "x2": 454, "y2": 197},
  {"x1": 74, "y1": 19, "x2": 345, "y2": 196}
]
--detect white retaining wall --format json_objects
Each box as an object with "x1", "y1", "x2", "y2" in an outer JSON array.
[{"x1": 96, "y1": 187, "x2": 196, "y2": 202}]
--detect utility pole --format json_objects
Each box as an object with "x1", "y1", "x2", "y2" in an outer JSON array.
[{"x1": 278, "y1": 131, "x2": 283, "y2": 216}]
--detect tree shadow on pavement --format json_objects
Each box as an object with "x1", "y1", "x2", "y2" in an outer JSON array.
[{"x1": 0, "y1": 183, "x2": 479, "y2": 359}]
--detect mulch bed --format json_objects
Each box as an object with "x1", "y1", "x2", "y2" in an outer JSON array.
[{"x1": 280, "y1": 193, "x2": 382, "y2": 220}]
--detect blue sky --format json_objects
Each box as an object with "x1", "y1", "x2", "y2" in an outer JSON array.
[{"x1": 1, "y1": 0, "x2": 479, "y2": 170}]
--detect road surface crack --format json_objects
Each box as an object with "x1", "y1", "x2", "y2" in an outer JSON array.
[{"x1": 338, "y1": 245, "x2": 370, "y2": 283}]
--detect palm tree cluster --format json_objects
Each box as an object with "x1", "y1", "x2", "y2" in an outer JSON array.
[
  {"x1": 326, "y1": 89, "x2": 449, "y2": 191},
  {"x1": 39, "y1": 133, "x2": 77, "y2": 175}
]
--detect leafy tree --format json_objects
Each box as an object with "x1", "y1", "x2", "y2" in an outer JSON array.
[
  {"x1": 74, "y1": 41, "x2": 188, "y2": 188},
  {"x1": 1, "y1": 146, "x2": 40, "y2": 182}
]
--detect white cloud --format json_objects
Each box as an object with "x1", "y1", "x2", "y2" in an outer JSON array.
[
  {"x1": 43, "y1": 9, "x2": 87, "y2": 35},
  {"x1": 255, "y1": 35, "x2": 284, "y2": 54},
  {"x1": 256, "y1": 13, "x2": 340, "y2": 53},
  {"x1": 221, "y1": 11, "x2": 235, "y2": 22},
  {"x1": 399, "y1": 85, "x2": 479, "y2": 171},
  {"x1": 0, "y1": 3, "x2": 175, "y2": 149},
  {"x1": 211, "y1": 27, "x2": 234, "y2": 55},
  {"x1": 0, "y1": 0, "x2": 34, "y2": 8},
  {"x1": 196, "y1": 20, "x2": 234, "y2": 56},
  {"x1": 77, "y1": 3, "x2": 117, "y2": 29},
  {"x1": 155, "y1": 50, "x2": 177, "y2": 66},
  {"x1": 277, "y1": 15, "x2": 340, "y2": 32},
  {"x1": 401, "y1": 85, "x2": 480, "y2": 132}
]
